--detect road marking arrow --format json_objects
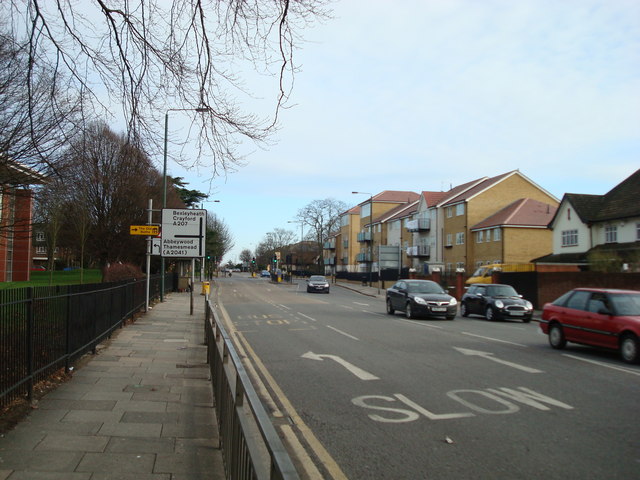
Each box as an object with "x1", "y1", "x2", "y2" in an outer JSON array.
[
  {"x1": 302, "y1": 351, "x2": 379, "y2": 381},
  {"x1": 454, "y1": 347, "x2": 543, "y2": 373}
]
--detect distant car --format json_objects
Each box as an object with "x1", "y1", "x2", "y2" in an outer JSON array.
[
  {"x1": 386, "y1": 279, "x2": 457, "y2": 320},
  {"x1": 306, "y1": 275, "x2": 330, "y2": 293},
  {"x1": 31, "y1": 265, "x2": 46, "y2": 271},
  {"x1": 540, "y1": 288, "x2": 640, "y2": 364},
  {"x1": 260, "y1": 270, "x2": 270, "y2": 277},
  {"x1": 461, "y1": 284, "x2": 533, "y2": 322}
]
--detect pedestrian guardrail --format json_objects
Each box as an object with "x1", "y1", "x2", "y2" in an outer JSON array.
[{"x1": 204, "y1": 297, "x2": 300, "y2": 480}]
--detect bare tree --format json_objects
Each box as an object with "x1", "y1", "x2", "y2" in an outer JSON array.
[
  {"x1": 296, "y1": 198, "x2": 348, "y2": 263},
  {"x1": 239, "y1": 248, "x2": 253, "y2": 265},
  {"x1": 0, "y1": 31, "x2": 83, "y2": 176},
  {"x1": 205, "y1": 212, "x2": 234, "y2": 264},
  {"x1": 4, "y1": 1, "x2": 330, "y2": 178}
]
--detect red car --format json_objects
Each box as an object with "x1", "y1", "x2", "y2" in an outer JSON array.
[{"x1": 540, "y1": 288, "x2": 640, "y2": 364}]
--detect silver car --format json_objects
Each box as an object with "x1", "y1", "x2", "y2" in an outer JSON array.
[{"x1": 306, "y1": 275, "x2": 330, "y2": 293}]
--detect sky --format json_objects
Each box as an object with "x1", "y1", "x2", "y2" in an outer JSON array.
[{"x1": 167, "y1": 0, "x2": 640, "y2": 264}]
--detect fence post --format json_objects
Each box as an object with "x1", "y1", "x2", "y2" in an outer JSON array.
[
  {"x1": 65, "y1": 285, "x2": 72, "y2": 373},
  {"x1": 26, "y1": 287, "x2": 34, "y2": 401}
]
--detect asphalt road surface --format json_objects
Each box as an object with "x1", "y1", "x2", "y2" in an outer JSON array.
[{"x1": 214, "y1": 274, "x2": 640, "y2": 480}]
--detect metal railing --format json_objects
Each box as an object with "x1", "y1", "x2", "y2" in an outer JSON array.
[
  {"x1": 205, "y1": 297, "x2": 299, "y2": 480},
  {"x1": 0, "y1": 273, "x2": 175, "y2": 408}
]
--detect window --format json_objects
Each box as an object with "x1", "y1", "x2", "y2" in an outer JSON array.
[
  {"x1": 446, "y1": 207, "x2": 453, "y2": 218},
  {"x1": 637, "y1": 223, "x2": 640, "y2": 241},
  {"x1": 361, "y1": 203, "x2": 371, "y2": 218},
  {"x1": 455, "y1": 232, "x2": 465, "y2": 245},
  {"x1": 493, "y1": 228, "x2": 501, "y2": 241},
  {"x1": 36, "y1": 246, "x2": 46, "y2": 254},
  {"x1": 605, "y1": 225, "x2": 617, "y2": 243},
  {"x1": 476, "y1": 231, "x2": 484, "y2": 243},
  {"x1": 566, "y1": 291, "x2": 590, "y2": 311},
  {"x1": 456, "y1": 262, "x2": 465, "y2": 270},
  {"x1": 561, "y1": 229, "x2": 578, "y2": 247},
  {"x1": 455, "y1": 204, "x2": 464, "y2": 216},
  {"x1": 446, "y1": 233, "x2": 452, "y2": 246}
]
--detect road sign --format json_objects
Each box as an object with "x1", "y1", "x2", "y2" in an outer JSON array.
[
  {"x1": 130, "y1": 225, "x2": 159, "y2": 236},
  {"x1": 161, "y1": 208, "x2": 207, "y2": 257}
]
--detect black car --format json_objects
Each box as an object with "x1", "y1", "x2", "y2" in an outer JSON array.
[
  {"x1": 461, "y1": 284, "x2": 533, "y2": 322},
  {"x1": 386, "y1": 279, "x2": 457, "y2": 320}
]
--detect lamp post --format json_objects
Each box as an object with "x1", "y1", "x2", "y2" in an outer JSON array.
[
  {"x1": 288, "y1": 220, "x2": 304, "y2": 276},
  {"x1": 160, "y1": 107, "x2": 211, "y2": 301},
  {"x1": 352, "y1": 192, "x2": 374, "y2": 287}
]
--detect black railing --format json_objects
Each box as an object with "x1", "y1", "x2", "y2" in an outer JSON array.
[
  {"x1": 205, "y1": 297, "x2": 299, "y2": 480},
  {"x1": 0, "y1": 273, "x2": 176, "y2": 408}
]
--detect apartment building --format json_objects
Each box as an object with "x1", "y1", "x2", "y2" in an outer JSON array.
[
  {"x1": 440, "y1": 171, "x2": 558, "y2": 273},
  {"x1": 0, "y1": 160, "x2": 46, "y2": 281}
]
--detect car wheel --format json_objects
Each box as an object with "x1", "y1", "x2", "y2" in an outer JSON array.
[
  {"x1": 620, "y1": 334, "x2": 639, "y2": 364},
  {"x1": 548, "y1": 323, "x2": 567, "y2": 350},
  {"x1": 485, "y1": 307, "x2": 495, "y2": 321},
  {"x1": 460, "y1": 302, "x2": 469, "y2": 317},
  {"x1": 405, "y1": 303, "x2": 413, "y2": 319},
  {"x1": 306, "y1": 288, "x2": 311, "y2": 293},
  {"x1": 446, "y1": 315, "x2": 455, "y2": 320},
  {"x1": 326, "y1": 289, "x2": 330, "y2": 294},
  {"x1": 523, "y1": 316, "x2": 532, "y2": 323},
  {"x1": 386, "y1": 299, "x2": 395, "y2": 315}
]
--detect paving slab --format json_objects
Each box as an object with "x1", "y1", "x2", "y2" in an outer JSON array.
[{"x1": 0, "y1": 291, "x2": 225, "y2": 479}]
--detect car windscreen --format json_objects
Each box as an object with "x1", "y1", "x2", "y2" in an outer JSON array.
[
  {"x1": 609, "y1": 293, "x2": 640, "y2": 316},
  {"x1": 407, "y1": 282, "x2": 443, "y2": 294},
  {"x1": 487, "y1": 285, "x2": 518, "y2": 297},
  {"x1": 309, "y1": 276, "x2": 326, "y2": 282}
]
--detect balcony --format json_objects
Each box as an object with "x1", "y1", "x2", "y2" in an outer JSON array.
[
  {"x1": 406, "y1": 218, "x2": 431, "y2": 232},
  {"x1": 341, "y1": 256, "x2": 349, "y2": 264},
  {"x1": 406, "y1": 245, "x2": 430, "y2": 257},
  {"x1": 357, "y1": 232, "x2": 372, "y2": 242},
  {"x1": 323, "y1": 239, "x2": 336, "y2": 249},
  {"x1": 324, "y1": 256, "x2": 336, "y2": 265},
  {"x1": 356, "y1": 252, "x2": 372, "y2": 262}
]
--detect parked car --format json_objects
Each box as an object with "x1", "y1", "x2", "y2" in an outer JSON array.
[
  {"x1": 540, "y1": 288, "x2": 640, "y2": 364},
  {"x1": 30, "y1": 265, "x2": 46, "y2": 271},
  {"x1": 260, "y1": 270, "x2": 271, "y2": 277},
  {"x1": 386, "y1": 279, "x2": 457, "y2": 320},
  {"x1": 306, "y1": 275, "x2": 330, "y2": 293},
  {"x1": 461, "y1": 284, "x2": 533, "y2": 322}
]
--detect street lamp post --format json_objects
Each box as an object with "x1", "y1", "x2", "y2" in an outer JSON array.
[
  {"x1": 160, "y1": 107, "x2": 211, "y2": 301},
  {"x1": 352, "y1": 192, "x2": 374, "y2": 287}
]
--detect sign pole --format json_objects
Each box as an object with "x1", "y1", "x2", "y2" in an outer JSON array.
[{"x1": 145, "y1": 199, "x2": 152, "y2": 311}]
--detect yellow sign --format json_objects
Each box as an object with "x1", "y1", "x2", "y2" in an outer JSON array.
[{"x1": 130, "y1": 225, "x2": 159, "y2": 236}]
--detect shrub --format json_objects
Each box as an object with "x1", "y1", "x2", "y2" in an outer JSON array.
[{"x1": 102, "y1": 262, "x2": 145, "y2": 282}]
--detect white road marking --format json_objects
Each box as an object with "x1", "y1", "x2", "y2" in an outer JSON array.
[
  {"x1": 454, "y1": 347, "x2": 543, "y2": 373},
  {"x1": 353, "y1": 302, "x2": 370, "y2": 306},
  {"x1": 278, "y1": 304, "x2": 291, "y2": 310},
  {"x1": 298, "y1": 313, "x2": 316, "y2": 322},
  {"x1": 326, "y1": 325, "x2": 360, "y2": 341},
  {"x1": 462, "y1": 332, "x2": 527, "y2": 347},
  {"x1": 302, "y1": 351, "x2": 379, "y2": 381},
  {"x1": 562, "y1": 354, "x2": 640, "y2": 376},
  {"x1": 400, "y1": 318, "x2": 443, "y2": 329}
]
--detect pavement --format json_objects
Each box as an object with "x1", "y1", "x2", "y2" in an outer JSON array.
[{"x1": 0, "y1": 289, "x2": 225, "y2": 480}]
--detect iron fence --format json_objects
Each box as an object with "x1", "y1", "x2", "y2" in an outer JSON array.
[
  {"x1": 205, "y1": 297, "x2": 299, "y2": 480},
  {"x1": 0, "y1": 273, "x2": 176, "y2": 408}
]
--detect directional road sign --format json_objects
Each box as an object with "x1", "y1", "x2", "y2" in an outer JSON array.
[
  {"x1": 161, "y1": 209, "x2": 207, "y2": 258},
  {"x1": 130, "y1": 225, "x2": 159, "y2": 236}
]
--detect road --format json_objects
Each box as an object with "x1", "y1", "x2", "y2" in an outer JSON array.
[{"x1": 214, "y1": 274, "x2": 640, "y2": 480}]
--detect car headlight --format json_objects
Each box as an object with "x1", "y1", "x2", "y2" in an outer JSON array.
[
  {"x1": 494, "y1": 300, "x2": 504, "y2": 308},
  {"x1": 414, "y1": 297, "x2": 427, "y2": 305},
  {"x1": 449, "y1": 297, "x2": 457, "y2": 306},
  {"x1": 525, "y1": 301, "x2": 533, "y2": 310}
]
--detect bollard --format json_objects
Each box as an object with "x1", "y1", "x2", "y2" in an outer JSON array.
[{"x1": 201, "y1": 281, "x2": 210, "y2": 295}]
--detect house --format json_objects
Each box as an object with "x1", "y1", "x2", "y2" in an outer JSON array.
[
  {"x1": 534, "y1": 169, "x2": 640, "y2": 272},
  {"x1": 0, "y1": 160, "x2": 47, "y2": 282}
]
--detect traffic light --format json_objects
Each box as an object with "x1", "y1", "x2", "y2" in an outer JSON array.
[
  {"x1": 252, "y1": 257, "x2": 256, "y2": 264},
  {"x1": 206, "y1": 255, "x2": 211, "y2": 260},
  {"x1": 273, "y1": 255, "x2": 277, "y2": 263}
]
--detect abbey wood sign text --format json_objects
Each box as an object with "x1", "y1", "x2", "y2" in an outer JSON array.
[{"x1": 161, "y1": 209, "x2": 206, "y2": 258}]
